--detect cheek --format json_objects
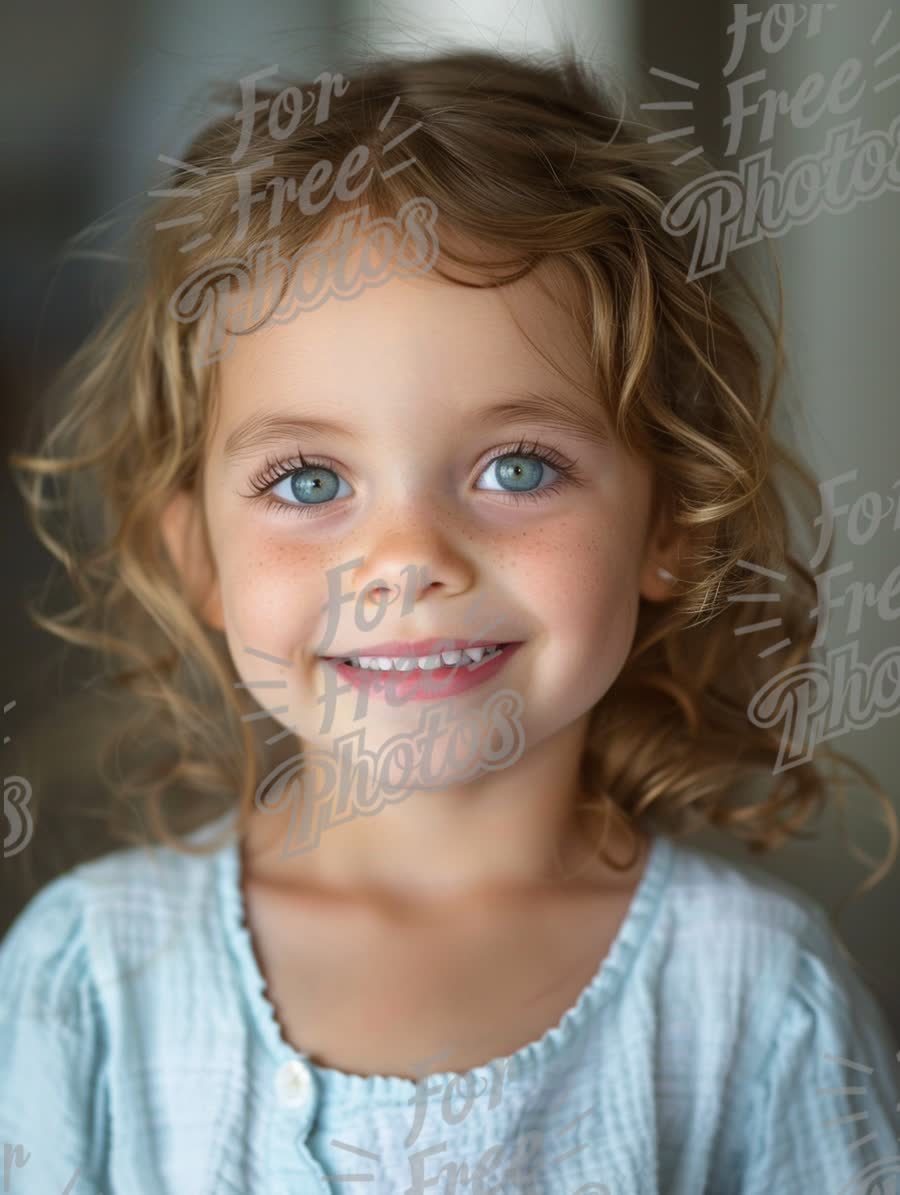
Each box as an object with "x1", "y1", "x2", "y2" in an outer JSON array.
[
  {"x1": 517, "y1": 516, "x2": 640, "y2": 614},
  {"x1": 217, "y1": 540, "x2": 328, "y2": 660},
  {"x1": 520, "y1": 518, "x2": 643, "y2": 688}
]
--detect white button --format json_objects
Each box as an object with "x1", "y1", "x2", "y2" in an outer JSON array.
[{"x1": 275, "y1": 1058, "x2": 313, "y2": 1108}]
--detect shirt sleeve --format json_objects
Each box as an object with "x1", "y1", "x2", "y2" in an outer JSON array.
[
  {"x1": 0, "y1": 871, "x2": 108, "y2": 1193},
  {"x1": 736, "y1": 904, "x2": 900, "y2": 1195}
]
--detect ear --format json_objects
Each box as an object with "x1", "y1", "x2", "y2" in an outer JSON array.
[
  {"x1": 160, "y1": 489, "x2": 225, "y2": 631},
  {"x1": 639, "y1": 486, "x2": 687, "y2": 603}
]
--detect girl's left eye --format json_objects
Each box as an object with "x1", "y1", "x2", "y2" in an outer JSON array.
[
  {"x1": 242, "y1": 440, "x2": 582, "y2": 517},
  {"x1": 474, "y1": 450, "x2": 565, "y2": 497}
]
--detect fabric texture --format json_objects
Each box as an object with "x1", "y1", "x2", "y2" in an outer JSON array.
[{"x1": 1, "y1": 809, "x2": 898, "y2": 1194}]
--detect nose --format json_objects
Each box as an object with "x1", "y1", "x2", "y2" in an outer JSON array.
[{"x1": 353, "y1": 530, "x2": 475, "y2": 617}]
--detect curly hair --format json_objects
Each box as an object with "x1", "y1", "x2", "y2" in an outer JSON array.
[{"x1": 9, "y1": 45, "x2": 896, "y2": 954}]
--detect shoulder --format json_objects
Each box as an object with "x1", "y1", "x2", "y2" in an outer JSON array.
[
  {"x1": 0, "y1": 867, "x2": 93, "y2": 1032},
  {"x1": 646, "y1": 832, "x2": 828, "y2": 965},
  {"x1": 643, "y1": 836, "x2": 899, "y2": 1187},
  {"x1": 656, "y1": 833, "x2": 839, "y2": 973},
  {"x1": 0, "y1": 812, "x2": 233, "y2": 1023},
  {"x1": 653, "y1": 841, "x2": 897, "y2": 1094},
  {"x1": 646, "y1": 834, "x2": 896, "y2": 1077},
  {"x1": 661, "y1": 832, "x2": 825, "y2": 935},
  {"x1": 0, "y1": 813, "x2": 247, "y2": 1188}
]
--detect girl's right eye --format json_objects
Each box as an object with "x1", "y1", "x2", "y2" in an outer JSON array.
[
  {"x1": 270, "y1": 465, "x2": 352, "y2": 509},
  {"x1": 241, "y1": 451, "x2": 353, "y2": 519}
]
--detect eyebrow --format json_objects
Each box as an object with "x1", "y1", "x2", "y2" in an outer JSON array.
[
  {"x1": 476, "y1": 392, "x2": 610, "y2": 445},
  {"x1": 224, "y1": 412, "x2": 366, "y2": 461},
  {"x1": 223, "y1": 390, "x2": 609, "y2": 461}
]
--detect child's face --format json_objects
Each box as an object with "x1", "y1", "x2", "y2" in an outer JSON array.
[{"x1": 167, "y1": 238, "x2": 679, "y2": 778}]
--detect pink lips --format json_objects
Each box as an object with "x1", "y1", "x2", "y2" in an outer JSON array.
[
  {"x1": 320, "y1": 637, "x2": 509, "y2": 660},
  {"x1": 322, "y1": 641, "x2": 523, "y2": 702}
]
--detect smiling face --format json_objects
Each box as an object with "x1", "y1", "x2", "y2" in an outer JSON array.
[{"x1": 163, "y1": 236, "x2": 681, "y2": 799}]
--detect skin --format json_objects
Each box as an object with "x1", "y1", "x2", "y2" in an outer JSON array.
[{"x1": 161, "y1": 232, "x2": 684, "y2": 914}]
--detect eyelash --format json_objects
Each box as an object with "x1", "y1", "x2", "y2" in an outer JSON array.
[{"x1": 241, "y1": 438, "x2": 585, "y2": 517}]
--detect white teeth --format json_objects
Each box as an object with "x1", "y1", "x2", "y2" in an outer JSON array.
[{"x1": 336, "y1": 645, "x2": 505, "y2": 670}]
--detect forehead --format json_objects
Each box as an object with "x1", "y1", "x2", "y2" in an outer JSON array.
[{"x1": 211, "y1": 246, "x2": 591, "y2": 404}]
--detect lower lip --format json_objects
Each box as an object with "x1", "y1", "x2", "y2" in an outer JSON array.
[{"x1": 321, "y1": 643, "x2": 523, "y2": 702}]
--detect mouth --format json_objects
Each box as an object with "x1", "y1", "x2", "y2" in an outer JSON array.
[{"x1": 320, "y1": 643, "x2": 513, "y2": 671}]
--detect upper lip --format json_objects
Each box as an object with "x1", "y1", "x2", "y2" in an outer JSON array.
[{"x1": 319, "y1": 637, "x2": 513, "y2": 659}]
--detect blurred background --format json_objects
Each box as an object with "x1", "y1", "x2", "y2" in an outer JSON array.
[{"x1": 2, "y1": 0, "x2": 898, "y2": 1042}]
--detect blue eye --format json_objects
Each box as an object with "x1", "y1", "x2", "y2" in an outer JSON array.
[
  {"x1": 476, "y1": 453, "x2": 560, "y2": 493},
  {"x1": 271, "y1": 465, "x2": 351, "y2": 506}
]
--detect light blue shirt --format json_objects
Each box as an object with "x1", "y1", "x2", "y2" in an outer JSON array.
[{"x1": 1, "y1": 810, "x2": 898, "y2": 1194}]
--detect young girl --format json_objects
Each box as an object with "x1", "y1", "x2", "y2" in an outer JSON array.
[{"x1": 3, "y1": 45, "x2": 898, "y2": 1195}]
